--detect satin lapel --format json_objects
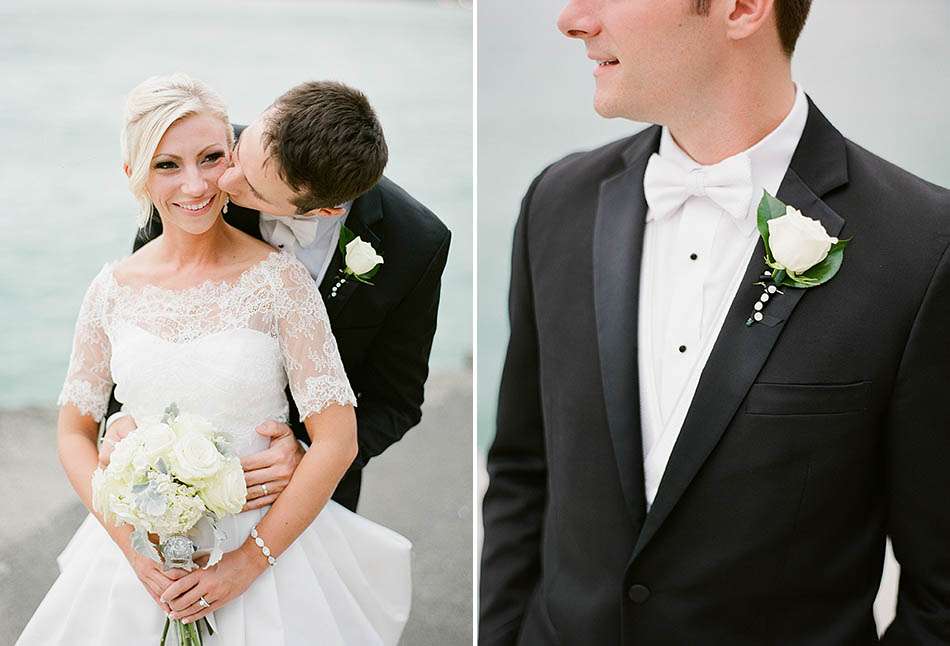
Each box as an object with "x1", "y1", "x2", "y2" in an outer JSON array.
[
  {"x1": 631, "y1": 101, "x2": 849, "y2": 560},
  {"x1": 319, "y1": 185, "x2": 384, "y2": 318},
  {"x1": 594, "y1": 126, "x2": 661, "y2": 526}
]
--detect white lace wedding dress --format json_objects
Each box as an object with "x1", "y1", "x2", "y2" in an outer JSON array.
[{"x1": 17, "y1": 251, "x2": 411, "y2": 645}]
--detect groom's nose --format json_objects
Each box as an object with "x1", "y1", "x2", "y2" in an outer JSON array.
[
  {"x1": 558, "y1": 0, "x2": 601, "y2": 40},
  {"x1": 218, "y1": 164, "x2": 237, "y2": 193}
]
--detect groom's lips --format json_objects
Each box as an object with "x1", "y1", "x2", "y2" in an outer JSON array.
[{"x1": 590, "y1": 54, "x2": 620, "y2": 76}]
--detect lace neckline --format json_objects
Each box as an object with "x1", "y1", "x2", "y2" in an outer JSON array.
[{"x1": 107, "y1": 250, "x2": 283, "y2": 297}]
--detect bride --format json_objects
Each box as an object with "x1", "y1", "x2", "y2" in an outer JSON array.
[{"x1": 17, "y1": 75, "x2": 411, "y2": 645}]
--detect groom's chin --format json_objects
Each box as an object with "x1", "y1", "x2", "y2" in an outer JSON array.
[
  {"x1": 227, "y1": 194, "x2": 252, "y2": 210},
  {"x1": 592, "y1": 98, "x2": 614, "y2": 118},
  {"x1": 593, "y1": 91, "x2": 651, "y2": 123},
  {"x1": 592, "y1": 82, "x2": 629, "y2": 119},
  {"x1": 593, "y1": 93, "x2": 624, "y2": 119}
]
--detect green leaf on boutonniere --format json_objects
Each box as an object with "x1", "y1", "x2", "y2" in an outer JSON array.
[
  {"x1": 360, "y1": 264, "x2": 382, "y2": 281},
  {"x1": 756, "y1": 189, "x2": 787, "y2": 265},
  {"x1": 789, "y1": 238, "x2": 850, "y2": 287},
  {"x1": 351, "y1": 273, "x2": 375, "y2": 286},
  {"x1": 338, "y1": 223, "x2": 356, "y2": 256},
  {"x1": 342, "y1": 260, "x2": 381, "y2": 285}
]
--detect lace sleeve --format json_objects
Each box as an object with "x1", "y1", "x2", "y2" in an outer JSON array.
[
  {"x1": 272, "y1": 254, "x2": 356, "y2": 422},
  {"x1": 57, "y1": 265, "x2": 114, "y2": 420}
]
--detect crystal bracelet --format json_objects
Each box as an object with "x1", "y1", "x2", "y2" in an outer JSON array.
[{"x1": 250, "y1": 527, "x2": 276, "y2": 566}]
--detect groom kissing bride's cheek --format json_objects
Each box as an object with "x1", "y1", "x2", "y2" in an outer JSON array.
[
  {"x1": 481, "y1": 1, "x2": 950, "y2": 645},
  {"x1": 100, "y1": 80, "x2": 451, "y2": 517}
]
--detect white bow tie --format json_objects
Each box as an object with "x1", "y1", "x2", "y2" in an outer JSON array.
[
  {"x1": 643, "y1": 152, "x2": 754, "y2": 224},
  {"x1": 260, "y1": 212, "x2": 320, "y2": 248}
]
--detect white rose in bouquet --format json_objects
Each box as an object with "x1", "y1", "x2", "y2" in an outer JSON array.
[
  {"x1": 199, "y1": 458, "x2": 247, "y2": 517},
  {"x1": 91, "y1": 468, "x2": 115, "y2": 522},
  {"x1": 172, "y1": 431, "x2": 223, "y2": 483},
  {"x1": 107, "y1": 429, "x2": 139, "y2": 476},
  {"x1": 132, "y1": 422, "x2": 176, "y2": 470},
  {"x1": 171, "y1": 412, "x2": 217, "y2": 439}
]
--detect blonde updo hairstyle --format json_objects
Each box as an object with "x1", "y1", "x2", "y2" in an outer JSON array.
[{"x1": 121, "y1": 74, "x2": 233, "y2": 227}]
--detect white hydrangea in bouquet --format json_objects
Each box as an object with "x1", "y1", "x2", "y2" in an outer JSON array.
[{"x1": 91, "y1": 403, "x2": 247, "y2": 645}]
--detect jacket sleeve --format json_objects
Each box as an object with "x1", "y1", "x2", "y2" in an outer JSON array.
[
  {"x1": 479, "y1": 171, "x2": 548, "y2": 646},
  {"x1": 350, "y1": 229, "x2": 451, "y2": 468},
  {"x1": 881, "y1": 240, "x2": 950, "y2": 645}
]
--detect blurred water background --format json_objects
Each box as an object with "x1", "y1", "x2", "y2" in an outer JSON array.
[
  {"x1": 0, "y1": 1, "x2": 472, "y2": 643},
  {"x1": 0, "y1": 0, "x2": 473, "y2": 410},
  {"x1": 478, "y1": 0, "x2": 950, "y2": 451}
]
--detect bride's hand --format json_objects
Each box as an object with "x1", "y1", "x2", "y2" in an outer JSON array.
[
  {"x1": 126, "y1": 549, "x2": 189, "y2": 614},
  {"x1": 98, "y1": 415, "x2": 138, "y2": 469},
  {"x1": 162, "y1": 542, "x2": 266, "y2": 624}
]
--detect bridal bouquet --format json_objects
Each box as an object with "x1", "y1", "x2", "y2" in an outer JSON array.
[{"x1": 92, "y1": 403, "x2": 247, "y2": 646}]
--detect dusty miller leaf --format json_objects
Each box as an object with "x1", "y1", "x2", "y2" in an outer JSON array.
[{"x1": 131, "y1": 528, "x2": 161, "y2": 563}]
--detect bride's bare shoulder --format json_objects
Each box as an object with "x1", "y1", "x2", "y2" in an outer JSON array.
[
  {"x1": 228, "y1": 228, "x2": 279, "y2": 268},
  {"x1": 111, "y1": 238, "x2": 161, "y2": 284},
  {"x1": 108, "y1": 229, "x2": 279, "y2": 286}
]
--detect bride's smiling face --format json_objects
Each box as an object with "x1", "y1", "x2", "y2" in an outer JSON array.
[{"x1": 143, "y1": 112, "x2": 231, "y2": 235}]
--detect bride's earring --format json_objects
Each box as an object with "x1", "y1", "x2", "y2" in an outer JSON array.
[{"x1": 222, "y1": 196, "x2": 229, "y2": 215}]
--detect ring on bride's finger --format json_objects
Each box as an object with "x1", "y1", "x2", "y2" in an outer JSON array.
[
  {"x1": 261, "y1": 483, "x2": 269, "y2": 496},
  {"x1": 198, "y1": 596, "x2": 210, "y2": 609}
]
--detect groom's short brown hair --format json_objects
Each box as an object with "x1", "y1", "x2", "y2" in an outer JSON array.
[
  {"x1": 693, "y1": 0, "x2": 812, "y2": 57},
  {"x1": 263, "y1": 81, "x2": 388, "y2": 214}
]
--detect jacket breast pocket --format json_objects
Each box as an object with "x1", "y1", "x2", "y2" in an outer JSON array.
[{"x1": 744, "y1": 381, "x2": 871, "y2": 415}]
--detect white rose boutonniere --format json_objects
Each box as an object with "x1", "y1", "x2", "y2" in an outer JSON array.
[
  {"x1": 329, "y1": 223, "x2": 383, "y2": 298},
  {"x1": 345, "y1": 237, "x2": 384, "y2": 277},
  {"x1": 746, "y1": 190, "x2": 850, "y2": 326}
]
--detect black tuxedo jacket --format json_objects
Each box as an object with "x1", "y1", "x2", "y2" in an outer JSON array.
[
  {"x1": 108, "y1": 140, "x2": 451, "y2": 511},
  {"x1": 480, "y1": 98, "x2": 950, "y2": 645}
]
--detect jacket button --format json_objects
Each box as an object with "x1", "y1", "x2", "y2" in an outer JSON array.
[{"x1": 627, "y1": 584, "x2": 650, "y2": 604}]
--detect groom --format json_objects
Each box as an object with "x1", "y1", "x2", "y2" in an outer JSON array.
[
  {"x1": 480, "y1": 1, "x2": 950, "y2": 644},
  {"x1": 102, "y1": 81, "x2": 450, "y2": 513}
]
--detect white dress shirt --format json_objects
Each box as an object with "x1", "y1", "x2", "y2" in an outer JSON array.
[
  {"x1": 259, "y1": 201, "x2": 352, "y2": 284},
  {"x1": 638, "y1": 84, "x2": 809, "y2": 509}
]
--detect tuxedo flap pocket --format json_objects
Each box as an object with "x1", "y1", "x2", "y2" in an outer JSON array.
[{"x1": 745, "y1": 381, "x2": 870, "y2": 415}]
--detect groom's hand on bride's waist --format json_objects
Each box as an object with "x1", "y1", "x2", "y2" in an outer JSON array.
[
  {"x1": 240, "y1": 421, "x2": 304, "y2": 512},
  {"x1": 97, "y1": 414, "x2": 138, "y2": 469}
]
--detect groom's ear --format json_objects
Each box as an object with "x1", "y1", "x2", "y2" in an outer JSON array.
[
  {"x1": 725, "y1": 0, "x2": 777, "y2": 44},
  {"x1": 302, "y1": 206, "x2": 348, "y2": 218},
  {"x1": 123, "y1": 163, "x2": 131, "y2": 178}
]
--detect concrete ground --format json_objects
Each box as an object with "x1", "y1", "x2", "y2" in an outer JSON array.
[{"x1": 0, "y1": 370, "x2": 473, "y2": 646}]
